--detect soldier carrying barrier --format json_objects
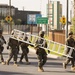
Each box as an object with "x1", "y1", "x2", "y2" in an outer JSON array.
[{"x1": 10, "y1": 29, "x2": 75, "y2": 59}]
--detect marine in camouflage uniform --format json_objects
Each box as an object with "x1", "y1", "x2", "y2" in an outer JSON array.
[
  {"x1": 35, "y1": 31, "x2": 47, "y2": 72},
  {"x1": 19, "y1": 35, "x2": 30, "y2": 65},
  {"x1": 0, "y1": 30, "x2": 6, "y2": 65},
  {"x1": 63, "y1": 32, "x2": 75, "y2": 71},
  {"x1": 6, "y1": 37, "x2": 19, "y2": 66}
]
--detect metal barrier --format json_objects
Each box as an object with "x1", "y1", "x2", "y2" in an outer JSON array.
[{"x1": 10, "y1": 29, "x2": 74, "y2": 58}]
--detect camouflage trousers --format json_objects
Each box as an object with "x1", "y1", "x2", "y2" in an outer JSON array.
[
  {"x1": 0, "y1": 46, "x2": 4, "y2": 62},
  {"x1": 37, "y1": 54, "x2": 47, "y2": 68},
  {"x1": 6, "y1": 48, "x2": 18, "y2": 64},
  {"x1": 65, "y1": 50, "x2": 75, "y2": 67},
  {"x1": 65, "y1": 57, "x2": 75, "y2": 67},
  {"x1": 20, "y1": 48, "x2": 29, "y2": 62}
]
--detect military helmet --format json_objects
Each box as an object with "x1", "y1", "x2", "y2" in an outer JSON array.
[
  {"x1": 39, "y1": 31, "x2": 45, "y2": 36},
  {"x1": 68, "y1": 31, "x2": 73, "y2": 35}
]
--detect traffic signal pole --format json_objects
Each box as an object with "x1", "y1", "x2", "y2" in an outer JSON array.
[
  {"x1": 47, "y1": 0, "x2": 50, "y2": 36},
  {"x1": 66, "y1": 0, "x2": 68, "y2": 38}
]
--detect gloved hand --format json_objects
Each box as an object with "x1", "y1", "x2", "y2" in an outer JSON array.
[
  {"x1": 4, "y1": 41, "x2": 6, "y2": 44},
  {"x1": 7, "y1": 46, "x2": 9, "y2": 49},
  {"x1": 34, "y1": 44, "x2": 40, "y2": 50},
  {"x1": 30, "y1": 44, "x2": 34, "y2": 47},
  {"x1": 48, "y1": 50, "x2": 50, "y2": 54}
]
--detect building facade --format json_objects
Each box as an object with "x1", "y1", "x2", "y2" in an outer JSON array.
[
  {"x1": 0, "y1": 4, "x2": 41, "y2": 25},
  {"x1": 0, "y1": 4, "x2": 15, "y2": 17},
  {"x1": 47, "y1": 1, "x2": 62, "y2": 30}
]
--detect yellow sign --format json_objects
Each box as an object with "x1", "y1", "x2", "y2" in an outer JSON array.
[
  {"x1": 60, "y1": 16, "x2": 66, "y2": 25},
  {"x1": 5, "y1": 16, "x2": 12, "y2": 22}
]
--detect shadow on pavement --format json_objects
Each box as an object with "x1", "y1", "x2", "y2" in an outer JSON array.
[
  {"x1": 45, "y1": 70, "x2": 75, "y2": 73},
  {"x1": 0, "y1": 71, "x2": 32, "y2": 75}
]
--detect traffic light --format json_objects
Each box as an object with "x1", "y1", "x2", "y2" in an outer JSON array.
[
  {"x1": 62, "y1": 17, "x2": 66, "y2": 25},
  {"x1": 60, "y1": 16, "x2": 66, "y2": 25}
]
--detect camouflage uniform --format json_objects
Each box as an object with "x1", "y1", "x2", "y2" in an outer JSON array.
[
  {"x1": 6, "y1": 38, "x2": 19, "y2": 66},
  {"x1": 35, "y1": 31, "x2": 47, "y2": 72},
  {"x1": 0, "y1": 30, "x2": 6, "y2": 64},
  {"x1": 63, "y1": 32, "x2": 75, "y2": 71},
  {"x1": 19, "y1": 36, "x2": 30, "y2": 64}
]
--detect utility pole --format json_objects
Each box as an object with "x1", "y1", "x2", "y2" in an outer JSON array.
[
  {"x1": 23, "y1": 6, "x2": 24, "y2": 11},
  {"x1": 9, "y1": 0, "x2": 12, "y2": 34},
  {"x1": 9, "y1": 0, "x2": 11, "y2": 16},
  {"x1": 47, "y1": 0, "x2": 49, "y2": 36},
  {"x1": 66, "y1": 0, "x2": 68, "y2": 38},
  {"x1": 48, "y1": 0, "x2": 49, "y2": 19},
  {"x1": 38, "y1": 0, "x2": 42, "y2": 35}
]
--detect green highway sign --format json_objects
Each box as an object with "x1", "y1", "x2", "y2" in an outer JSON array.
[{"x1": 36, "y1": 17, "x2": 48, "y2": 24}]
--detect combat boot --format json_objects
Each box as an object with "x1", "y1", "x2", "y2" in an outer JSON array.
[
  {"x1": 13, "y1": 63, "x2": 18, "y2": 67},
  {"x1": 13, "y1": 62, "x2": 18, "y2": 66},
  {"x1": 19, "y1": 60, "x2": 23, "y2": 64},
  {"x1": 38, "y1": 67, "x2": 44, "y2": 72},
  {"x1": 41, "y1": 67, "x2": 44, "y2": 72},
  {"x1": 5, "y1": 61, "x2": 9, "y2": 65},
  {"x1": 63, "y1": 63, "x2": 67, "y2": 69},
  {"x1": 71, "y1": 67, "x2": 75, "y2": 71},
  {"x1": 13, "y1": 64, "x2": 18, "y2": 66},
  {"x1": 26, "y1": 61, "x2": 31, "y2": 65},
  {"x1": 1, "y1": 62, "x2": 5, "y2": 65}
]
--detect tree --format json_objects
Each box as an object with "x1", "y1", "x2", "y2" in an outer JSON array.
[
  {"x1": 0, "y1": 19, "x2": 5, "y2": 25},
  {"x1": 16, "y1": 19, "x2": 22, "y2": 25}
]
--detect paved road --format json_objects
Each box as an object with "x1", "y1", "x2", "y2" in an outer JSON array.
[{"x1": 0, "y1": 35, "x2": 75, "y2": 75}]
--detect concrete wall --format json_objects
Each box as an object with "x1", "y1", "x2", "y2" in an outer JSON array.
[{"x1": 2, "y1": 25, "x2": 42, "y2": 34}]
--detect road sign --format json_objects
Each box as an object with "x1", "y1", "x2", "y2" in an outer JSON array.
[
  {"x1": 60, "y1": 16, "x2": 66, "y2": 25},
  {"x1": 5, "y1": 16, "x2": 12, "y2": 22},
  {"x1": 36, "y1": 17, "x2": 48, "y2": 24}
]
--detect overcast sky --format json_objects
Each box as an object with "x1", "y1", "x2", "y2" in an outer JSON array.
[{"x1": 0, "y1": 0, "x2": 73, "y2": 18}]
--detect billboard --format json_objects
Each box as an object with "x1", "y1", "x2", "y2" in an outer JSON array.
[{"x1": 27, "y1": 14, "x2": 41, "y2": 24}]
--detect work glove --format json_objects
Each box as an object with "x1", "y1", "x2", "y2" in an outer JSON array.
[{"x1": 7, "y1": 46, "x2": 9, "y2": 49}]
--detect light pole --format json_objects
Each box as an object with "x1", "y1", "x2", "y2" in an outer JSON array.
[
  {"x1": 8, "y1": 0, "x2": 12, "y2": 33},
  {"x1": 9, "y1": 0, "x2": 11, "y2": 16},
  {"x1": 47, "y1": 0, "x2": 49, "y2": 36},
  {"x1": 66, "y1": 0, "x2": 68, "y2": 38}
]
